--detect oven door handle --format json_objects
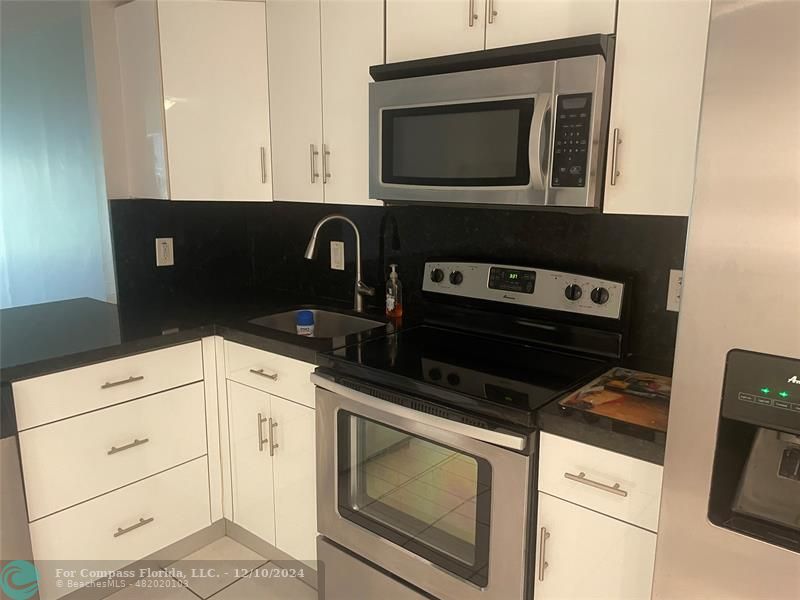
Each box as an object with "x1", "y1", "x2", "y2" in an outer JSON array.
[
  {"x1": 311, "y1": 373, "x2": 528, "y2": 451},
  {"x1": 529, "y1": 93, "x2": 552, "y2": 191}
]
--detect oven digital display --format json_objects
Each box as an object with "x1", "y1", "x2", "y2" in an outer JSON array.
[{"x1": 488, "y1": 267, "x2": 536, "y2": 294}]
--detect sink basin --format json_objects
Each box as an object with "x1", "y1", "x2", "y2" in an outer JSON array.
[{"x1": 249, "y1": 309, "x2": 385, "y2": 339}]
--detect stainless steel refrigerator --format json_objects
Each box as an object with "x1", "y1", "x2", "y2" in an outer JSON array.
[{"x1": 653, "y1": 0, "x2": 800, "y2": 597}]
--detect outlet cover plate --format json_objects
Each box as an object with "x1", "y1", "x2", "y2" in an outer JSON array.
[
  {"x1": 330, "y1": 241, "x2": 345, "y2": 271},
  {"x1": 155, "y1": 237, "x2": 174, "y2": 267},
  {"x1": 667, "y1": 269, "x2": 683, "y2": 312}
]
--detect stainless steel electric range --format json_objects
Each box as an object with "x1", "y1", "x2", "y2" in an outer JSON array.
[{"x1": 313, "y1": 261, "x2": 628, "y2": 600}]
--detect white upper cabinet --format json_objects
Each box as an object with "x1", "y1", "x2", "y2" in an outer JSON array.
[
  {"x1": 267, "y1": 0, "x2": 383, "y2": 205},
  {"x1": 112, "y1": 0, "x2": 272, "y2": 201},
  {"x1": 485, "y1": 0, "x2": 616, "y2": 49},
  {"x1": 266, "y1": 0, "x2": 324, "y2": 204},
  {"x1": 115, "y1": 0, "x2": 168, "y2": 199},
  {"x1": 603, "y1": 0, "x2": 710, "y2": 216},
  {"x1": 386, "y1": 0, "x2": 486, "y2": 62},
  {"x1": 320, "y1": 0, "x2": 384, "y2": 205},
  {"x1": 387, "y1": 0, "x2": 615, "y2": 62},
  {"x1": 158, "y1": 0, "x2": 272, "y2": 201}
]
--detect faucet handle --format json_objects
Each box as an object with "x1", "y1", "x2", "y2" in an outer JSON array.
[{"x1": 356, "y1": 281, "x2": 375, "y2": 297}]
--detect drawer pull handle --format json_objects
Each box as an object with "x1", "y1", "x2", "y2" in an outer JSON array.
[
  {"x1": 101, "y1": 375, "x2": 144, "y2": 389},
  {"x1": 113, "y1": 516, "x2": 154, "y2": 538},
  {"x1": 108, "y1": 438, "x2": 150, "y2": 455},
  {"x1": 537, "y1": 526, "x2": 550, "y2": 582},
  {"x1": 258, "y1": 412, "x2": 268, "y2": 452},
  {"x1": 249, "y1": 368, "x2": 278, "y2": 381},
  {"x1": 564, "y1": 471, "x2": 628, "y2": 497},
  {"x1": 269, "y1": 418, "x2": 279, "y2": 457}
]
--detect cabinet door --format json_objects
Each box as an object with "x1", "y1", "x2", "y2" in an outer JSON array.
[
  {"x1": 386, "y1": 0, "x2": 486, "y2": 63},
  {"x1": 158, "y1": 0, "x2": 272, "y2": 201},
  {"x1": 320, "y1": 0, "x2": 383, "y2": 206},
  {"x1": 534, "y1": 493, "x2": 656, "y2": 600},
  {"x1": 603, "y1": 0, "x2": 710, "y2": 215},
  {"x1": 270, "y1": 395, "x2": 317, "y2": 565},
  {"x1": 485, "y1": 0, "x2": 616, "y2": 49},
  {"x1": 114, "y1": 0, "x2": 168, "y2": 199},
  {"x1": 267, "y1": 0, "x2": 324, "y2": 203},
  {"x1": 227, "y1": 381, "x2": 275, "y2": 544}
]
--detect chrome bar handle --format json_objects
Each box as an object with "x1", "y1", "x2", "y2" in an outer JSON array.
[
  {"x1": 537, "y1": 527, "x2": 550, "y2": 582},
  {"x1": 564, "y1": 471, "x2": 629, "y2": 497},
  {"x1": 488, "y1": 0, "x2": 497, "y2": 23},
  {"x1": 468, "y1": 0, "x2": 478, "y2": 27},
  {"x1": 269, "y1": 418, "x2": 279, "y2": 457},
  {"x1": 310, "y1": 143, "x2": 320, "y2": 183},
  {"x1": 610, "y1": 128, "x2": 621, "y2": 185},
  {"x1": 258, "y1": 412, "x2": 268, "y2": 452},
  {"x1": 108, "y1": 438, "x2": 149, "y2": 456},
  {"x1": 250, "y1": 368, "x2": 278, "y2": 381},
  {"x1": 101, "y1": 375, "x2": 144, "y2": 390},
  {"x1": 322, "y1": 144, "x2": 331, "y2": 183},
  {"x1": 114, "y1": 517, "x2": 154, "y2": 538},
  {"x1": 260, "y1": 146, "x2": 267, "y2": 184}
]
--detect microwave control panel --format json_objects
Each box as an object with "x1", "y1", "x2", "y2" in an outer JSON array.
[{"x1": 551, "y1": 93, "x2": 592, "y2": 188}]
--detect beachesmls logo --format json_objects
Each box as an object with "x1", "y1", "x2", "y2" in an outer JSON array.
[{"x1": 0, "y1": 561, "x2": 39, "y2": 600}]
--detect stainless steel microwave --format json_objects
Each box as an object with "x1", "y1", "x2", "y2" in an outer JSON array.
[{"x1": 369, "y1": 39, "x2": 612, "y2": 208}]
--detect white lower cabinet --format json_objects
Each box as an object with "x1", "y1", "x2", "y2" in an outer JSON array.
[
  {"x1": 534, "y1": 492, "x2": 656, "y2": 600},
  {"x1": 227, "y1": 380, "x2": 317, "y2": 563},
  {"x1": 271, "y1": 394, "x2": 317, "y2": 566},
  {"x1": 228, "y1": 380, "x2": 276, "y2": 545}
]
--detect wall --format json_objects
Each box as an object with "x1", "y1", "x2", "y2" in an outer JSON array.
[
  {"x1": 0, "y1": 0, "x2": 116, "y2": 308},
  {"x1": 110, "y1": 200, "x2": 687, "y2": 374}
]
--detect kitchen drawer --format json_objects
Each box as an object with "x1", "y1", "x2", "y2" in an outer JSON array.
[
  {"x1": 20, "y1": 382, "x2": 207, "y2": 521},
  {"x1": 30, "y1": 457, "x2": 211, "y2": 600},
  {"x1": 13, "y1": 341, "x2": 203, "y2": 430},
  {"x1": 224, "y1": 341, "x2": 314, "y2": 408},
  {"x1": 538, "y1": 432, "x2": 663, "y2": 532}
]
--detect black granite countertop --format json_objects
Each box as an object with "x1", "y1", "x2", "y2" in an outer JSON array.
[
  {"x1": 0, "y1": 295, "x2": 402, "y2": 439},
  {"x1": 536, "y1": 397, "x2": 667, "y2": 465},
  {"x1": 1, "y1": 297, "x2": 667, "y2": 464}
]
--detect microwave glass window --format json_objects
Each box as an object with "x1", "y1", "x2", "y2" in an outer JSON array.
[
  {"x1": 337, "y1": 412, "x2": 491, "y2": 586},
  {"x1": 382, "y1": 99, "x2": 534, "y2": 187}
]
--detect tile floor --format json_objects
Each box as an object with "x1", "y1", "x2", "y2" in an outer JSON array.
[{"x1": 108, "y1": 537, "x2": 316, "y2": 600}]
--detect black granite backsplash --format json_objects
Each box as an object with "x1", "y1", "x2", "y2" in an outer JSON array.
[{"x1": 110, "y1": 199, "x2": 687, "y2": 374}]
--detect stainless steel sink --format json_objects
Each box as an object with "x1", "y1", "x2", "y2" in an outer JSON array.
[{"x1": 249, "y1": 309, "x2": 385, "y2": 339}]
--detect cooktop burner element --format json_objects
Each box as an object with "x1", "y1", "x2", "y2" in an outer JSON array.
[{"x1": 320, "y1": 261, "x2": 628, "y2": 429}]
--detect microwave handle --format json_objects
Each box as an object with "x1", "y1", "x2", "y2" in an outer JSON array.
[{"x1": 529, "y1": 94, "x2": 552, "y2": 191}]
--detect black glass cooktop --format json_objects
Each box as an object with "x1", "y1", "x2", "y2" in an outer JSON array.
[{"x1": 323, "y1": 325, "x2": 612, "y2": 427}]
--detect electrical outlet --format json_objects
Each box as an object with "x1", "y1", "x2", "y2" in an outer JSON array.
[
  {"x1": 667, "y1": 269, "x2": 683, "y2": 312},
  {"x1": 330, "y1": 241, "x2": 345, "y2": 271},
  {"x1": 155, "y1": 237, "x2": 174, "y2": 267}
]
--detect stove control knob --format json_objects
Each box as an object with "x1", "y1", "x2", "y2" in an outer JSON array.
[
  {"x1": 449, "y1": 271, "x2": 464, "y2": 285},
  {"x1": 590, "y1": 287, "x2": 610, "y2": 305},
  {"x1": 564, "y1": 284, "x2": 582, "y2": 301},
  {"x1": 430, "y1": 268, "x2": 445, "y2": 283}
]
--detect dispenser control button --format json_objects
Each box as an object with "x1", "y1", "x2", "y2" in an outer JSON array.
[
  {"x1": 774, "y1": 400, "x2": 791, "y2": 410},
  {"x1": 738, "y1": 393, "x2": 756, "y2": 403},
  {"x1": 755, "y1": 396, "x2": 772, "y2": 406},
  {"x1": 791, "y1": 403, "x2": 800, "y2": 412},
  {"x1": 778, "y1": 447, "x2": 800, "y2": 481}
]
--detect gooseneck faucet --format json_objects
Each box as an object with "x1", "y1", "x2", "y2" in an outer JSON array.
[{"x1": 304, "y1": 214, "x2": 375, "y2": 313}]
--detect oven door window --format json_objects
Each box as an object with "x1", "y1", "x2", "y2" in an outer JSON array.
[
  {"x1": 381, "y1": 98, "x2": 535, "y2": 187},
  {"x1": 337, "y1": 412, "x2": 491, "y2": 587}
]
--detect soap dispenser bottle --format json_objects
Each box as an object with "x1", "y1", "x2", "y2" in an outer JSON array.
[{"x1": 385, "y1": 264, "x2": 403, "y2": 318}]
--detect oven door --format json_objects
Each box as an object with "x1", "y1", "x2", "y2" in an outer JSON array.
[{"x1": 314, "y1": 375, "x2": 534, "y2": 600}]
